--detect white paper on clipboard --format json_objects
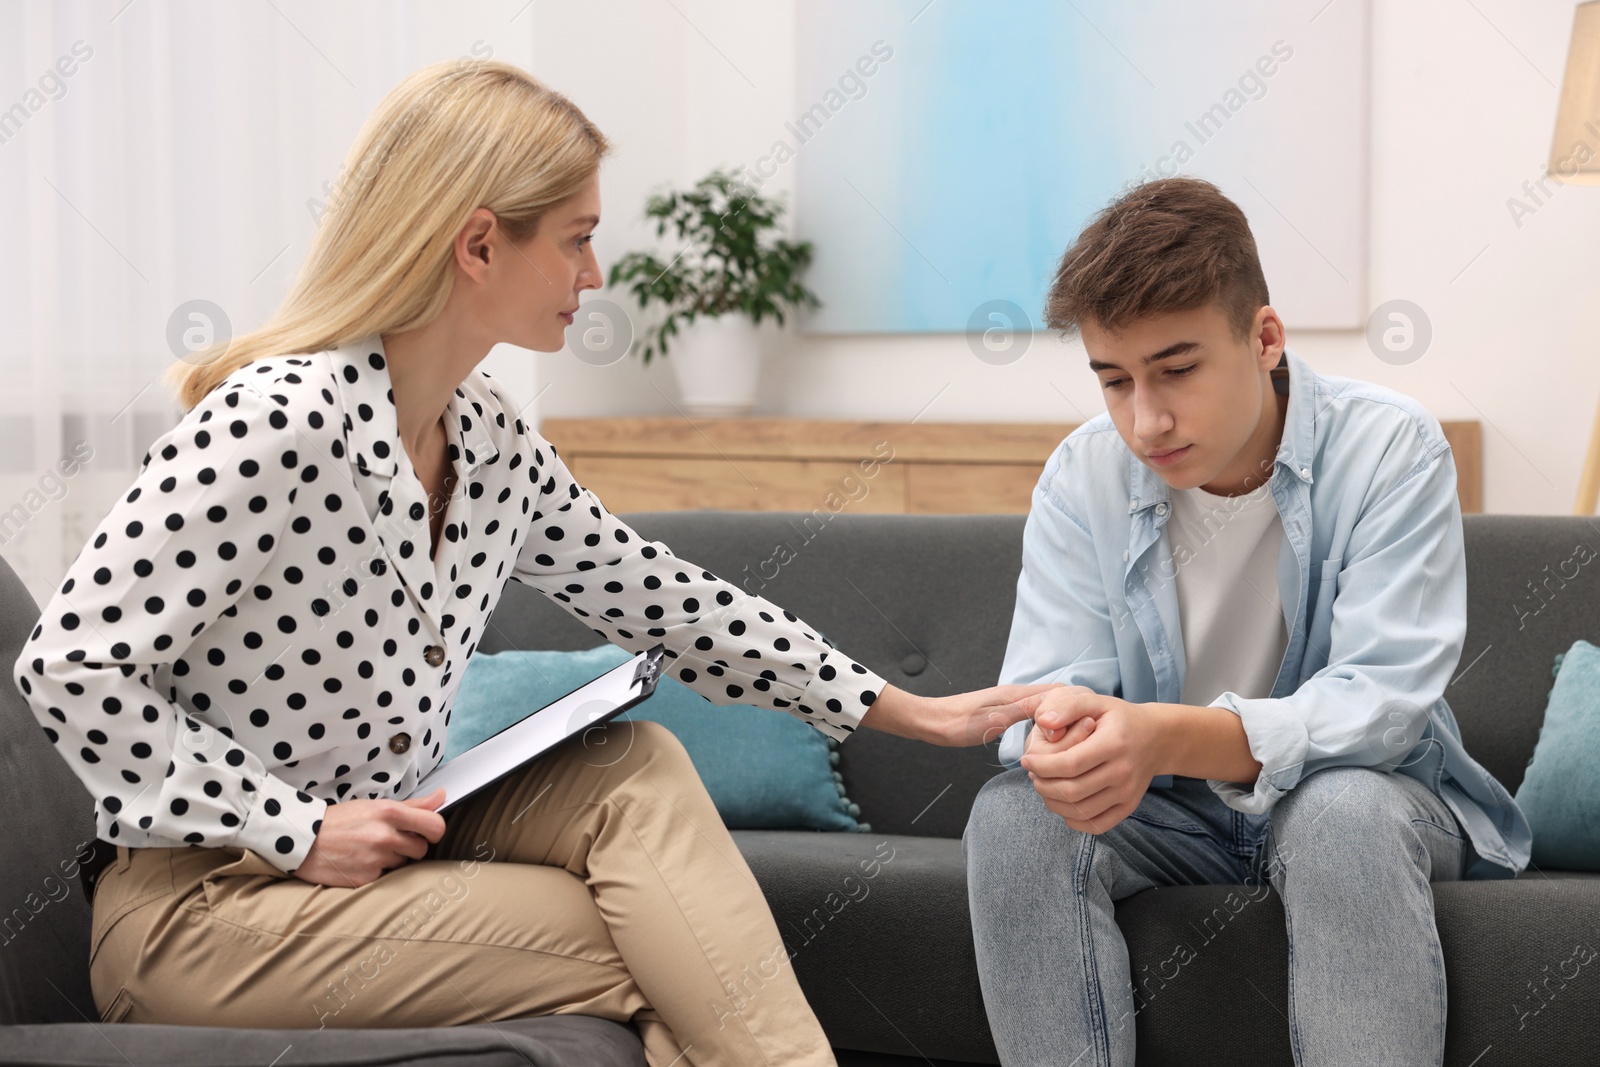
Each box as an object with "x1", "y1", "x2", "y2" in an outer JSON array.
[{"x1": 411, "y1": 643, "x2": 665, "y2": 811}]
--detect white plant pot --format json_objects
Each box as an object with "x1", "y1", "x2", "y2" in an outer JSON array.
[{"x1": 669, "y1": 315, "x2": 768, "y2": 418}]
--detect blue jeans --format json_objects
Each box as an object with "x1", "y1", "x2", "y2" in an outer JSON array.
[{"x1": 963, "y1": 766, "x2": 1471, "y2": 1066}]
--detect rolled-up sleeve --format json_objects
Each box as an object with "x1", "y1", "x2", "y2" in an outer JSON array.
[
  {"x1": 996, "y1": 442, "x2": 1123, "y2": 767},
  {"x1": 13, "y1": 382, "x2": 329, "y2": 873},
  {"x1": 509, "y1": 440, "x2": 887, "y2": 742},
  {"x1": 1207, "y1": 439, "x2": 1465, "y2": 814}
]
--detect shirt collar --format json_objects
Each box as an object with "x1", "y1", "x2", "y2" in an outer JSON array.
[
  {"x1": 1274, "y1": 347, "x2": 1317, "y2": 486},
  {"x1": 1127, "y1": 347, "x2": 1317, "y2": 515},
  {"x1": 328, "y1": 334, "x2": 500, "y2": 481}
]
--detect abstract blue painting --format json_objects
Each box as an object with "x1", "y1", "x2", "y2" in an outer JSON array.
[{"x1": 783, "y1": 0, "x2": 1368, "y2": 333}]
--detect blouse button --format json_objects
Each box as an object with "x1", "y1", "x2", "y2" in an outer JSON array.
[
  {"x1": 424, "y1": 645, "x2": 445, "y2": 667},
  {"x1": 389, "y1": 732, "x2": 412, "y2": 754}
]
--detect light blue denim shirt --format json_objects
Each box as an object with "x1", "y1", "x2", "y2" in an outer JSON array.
[{"x1": 996, "y1": 348, "x2": 1531, "y2": 880}]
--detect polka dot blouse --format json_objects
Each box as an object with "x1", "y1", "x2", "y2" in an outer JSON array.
[{"x1": 13, "y1": 336, "x2": 887, "y2": 875}]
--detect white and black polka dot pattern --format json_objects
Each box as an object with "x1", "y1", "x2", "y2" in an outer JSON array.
[{"x1": 12, "y1": 336, "x2": 887, "y2": 875}]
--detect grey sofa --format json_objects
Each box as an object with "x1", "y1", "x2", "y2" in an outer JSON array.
[{"x1": 3, "y1": 511, "x2": 1596, "y2": 1066}]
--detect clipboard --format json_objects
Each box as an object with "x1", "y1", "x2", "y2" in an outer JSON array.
[{"x1": 411, "y1": 643, "x2": 666, "y2": 811}]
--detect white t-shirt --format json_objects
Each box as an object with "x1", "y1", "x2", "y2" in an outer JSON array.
[{"x1": 1166, "y1": 480, "x2": 1290, "y2": 707}]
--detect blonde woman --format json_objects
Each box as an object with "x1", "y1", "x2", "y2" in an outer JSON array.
[{"x1": 12, "y1": 59, "x2": 1063, "y2": 1066}]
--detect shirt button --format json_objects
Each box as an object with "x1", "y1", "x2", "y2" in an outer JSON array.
[
  {"x1": 424, "y1": 644, "x2": 445, "y2": 667},
  {"x1": 1300, "y1": 467, "x2": 1310, "y2": 479},
  {"x1": 1155, "y1": 502, "x2": 1168, "y2": 515},
  {"x1": 389, "y1": 732, "x2": 412, "y2": 754}
]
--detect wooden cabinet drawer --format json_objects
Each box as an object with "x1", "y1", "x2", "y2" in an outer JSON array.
[{"x1": 906, "y1": 462, "x2": 1042, "y2": 514}]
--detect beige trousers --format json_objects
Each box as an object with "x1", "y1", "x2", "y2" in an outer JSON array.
[{"x1": 88, "y1": 719, "x2": 835, "y2": 1067}]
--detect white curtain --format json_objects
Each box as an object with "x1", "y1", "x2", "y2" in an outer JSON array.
[{"x1": 0, "y1": 0, "x2": 538, "y2": 605}]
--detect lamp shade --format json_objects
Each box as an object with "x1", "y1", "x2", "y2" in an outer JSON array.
[{"x1": 1552, "y1": 1, "x2": 1600, "y2": 185}]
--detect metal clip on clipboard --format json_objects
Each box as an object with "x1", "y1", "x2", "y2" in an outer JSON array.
[{"x1": 632, "y1": 643, "x2": 665, "y2": 691}]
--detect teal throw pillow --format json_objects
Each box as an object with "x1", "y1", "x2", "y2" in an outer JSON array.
[
  {"x1": 446, "y1": 644, "x2": 865, "y2": 832},
  {"x1": 1514, "y1": 638, "x2": 1600, "y2": 870}
]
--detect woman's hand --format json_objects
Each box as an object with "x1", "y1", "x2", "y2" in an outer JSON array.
[
  {"x1": 859, "y1": 681, "x2": 1076, "y2": 747},
  {"x1": 292, "y1": 787, "x2": 449, "y2": 887}
]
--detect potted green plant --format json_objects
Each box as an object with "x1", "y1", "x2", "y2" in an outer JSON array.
[{"x1": 608, "y1": 168, "x2": 820, "y2": 417}]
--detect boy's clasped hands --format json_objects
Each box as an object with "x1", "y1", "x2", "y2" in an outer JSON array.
[{"x1": 1014, "y1": 687, "x2": 1171, "y2": 835}]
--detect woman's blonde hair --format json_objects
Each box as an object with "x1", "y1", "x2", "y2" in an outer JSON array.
[{"x1": 170, "y1": 58, "x2": 609, "y2": 409}]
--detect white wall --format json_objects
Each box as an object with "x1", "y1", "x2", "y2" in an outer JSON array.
[{"x1": 527, "y1": 0, "x2": 1600, "y2": 516}]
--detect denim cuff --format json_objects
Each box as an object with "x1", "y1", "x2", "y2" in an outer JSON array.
[
  {"x1": 1205, "y1": 693, "x2": 1309, "y2": 814},
  {"x1": 998, "y1": 718, "x2": 1031, "y2": 768}
]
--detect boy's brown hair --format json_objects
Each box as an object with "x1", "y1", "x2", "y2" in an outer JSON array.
[{"x1": 1044, "y1": 177, "x2": 1269, "y2": 340}]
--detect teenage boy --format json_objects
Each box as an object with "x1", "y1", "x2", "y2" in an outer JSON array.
[{"x1": 963, "y1": 177, "x2": 1531, "y2": 1066}]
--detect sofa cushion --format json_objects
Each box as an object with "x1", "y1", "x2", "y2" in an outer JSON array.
[
  {"x1": 0, "y1": 1014, "x2": 645, "y2": 1066},
  {"x1": 1451, "y1": 516, "x2": 1600, "y2": 795},
  {"x1": 448, "y1": 644, "x2": 864, "y2": 831},
  {"x1": 1514, "y1": 639, "x2": 1600, "y2": 870}
]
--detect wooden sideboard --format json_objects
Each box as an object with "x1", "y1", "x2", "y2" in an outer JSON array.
[{"x1": 540, "y1": 418, "x2": 1484, "y2": 515}]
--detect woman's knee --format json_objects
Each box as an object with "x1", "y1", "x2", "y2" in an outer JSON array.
[
  {"x1": 584, "y1": 718, "x2": 705, "y2": 799},
  {"x1": 570, "y1": 716, "x2": 687, "y2": 774},
  {"x1": 625, "y1": 717, "x2": 681, "y2": 747},
  {"x1": 620, "y1": 718, "x2": 692, "y2": 767}
]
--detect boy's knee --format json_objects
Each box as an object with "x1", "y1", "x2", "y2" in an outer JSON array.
[
  {"x1": 1278, "y1": 767, "x2": 1399, "y2": 825},
  {"x1": 966, "y1": 768, "x2": 1057, "y2": 848},
  {"x1": 1267, "y1": 767, "x2": 1416, "y2": 872}
]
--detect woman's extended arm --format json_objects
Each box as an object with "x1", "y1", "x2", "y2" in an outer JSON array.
[
  {"x1": 857, "y1": 680, "x2": 1065, "y2": 747},
  {"x1": 504, "y1": 426, "x2": 1047, "y2": 747}
]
